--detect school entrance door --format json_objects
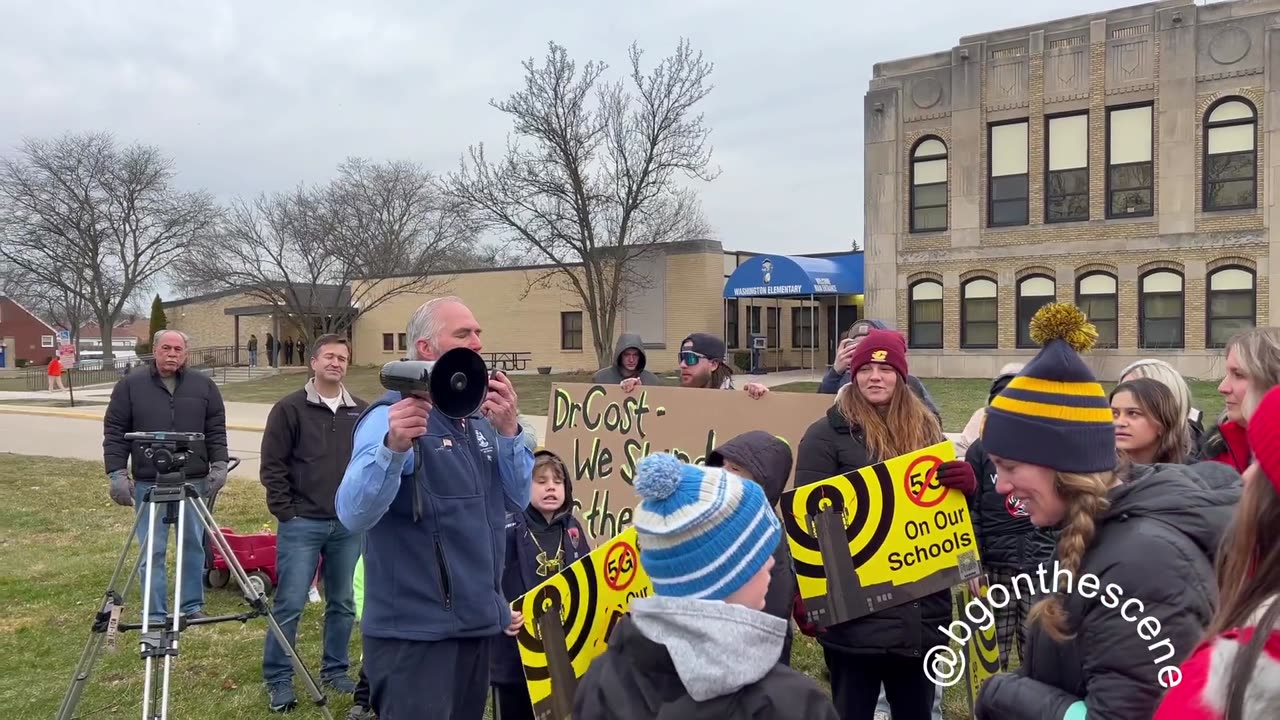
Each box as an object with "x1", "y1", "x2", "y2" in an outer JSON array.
[{"x1": 826, "y1": 304, "x2": 859, "y2": 366}]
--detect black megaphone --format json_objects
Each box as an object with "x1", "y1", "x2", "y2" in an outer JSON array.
[{"x1": 378, "y1": 347, "x2": 491, "y2": 419}]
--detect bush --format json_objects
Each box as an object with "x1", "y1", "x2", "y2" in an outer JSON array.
[
  {"x1": 134, "y1": 342, "x2": 151, "y2": 356},
  {"x1": 15, "y1": 359, "x2": 29, "y2": 368},
  {"x1": 732, "y1": 350, "x2": 750, "y2": 372}
]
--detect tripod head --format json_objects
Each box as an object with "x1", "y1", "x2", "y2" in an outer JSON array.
[{"x1": 124, "y1": 431, "x2": 204, "y2": 485}]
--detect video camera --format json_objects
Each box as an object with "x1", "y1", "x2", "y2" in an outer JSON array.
[
  {"x1": 379, "y1": 347, "x2": 493, "y2": 419},
  {"x1": 124, "y1": 431, "x2": 204, "y2": 483}
]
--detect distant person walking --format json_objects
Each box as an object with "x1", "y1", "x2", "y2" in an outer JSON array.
[
  {"x1": 248, "y1": 334, "x2": 259, "y2": 368},
  {"x1": 284, "y1": 335, "x2": 294, "y2": 366},
  {"x1": 47, "y1": 355, "x2": 65, "y2": 392},
  {"x1": 295, "y1": 337, "x2": 305, "y2": 366},
  {"x1": 266, "y1": 333, "x2": 277, "y2": 369}
]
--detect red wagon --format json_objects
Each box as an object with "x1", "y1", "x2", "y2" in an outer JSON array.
[{"x1": 203, "y1": 526, "x2": 278, "y2": 596}]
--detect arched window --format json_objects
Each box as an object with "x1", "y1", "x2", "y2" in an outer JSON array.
[
  {"x1": 1206, "y1": 266, "x2": 1256, "y2": 348},
  {"x1": 1204, "y1": 99, "x2": 1257, "y2": 212},
  {"x1": 961, "y1": 277, "x2": 998, "y2": 349},
  {"x1": 1076, "y1": 272, "x2": 1118, "y2": 348},
  {"x1": 908, "y1": 280, "x2": 943, "y2": 349},
  {"x1": 1139, "y1": 270, "x2": 1185, "y2": 349},
  {"x1": 911, "y1": 138, "x2": 948, "y2": 232},
  {"x1": 1016, "y1": 275, "x2": 1056, "y2": 348}
]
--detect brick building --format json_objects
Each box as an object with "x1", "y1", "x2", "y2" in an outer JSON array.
[
  {"x1": 864, "y1": 0, "x2": 1277, "y2": 380},
  {"x1": 0, "y1": 297, "x2": 59, "y2": 367}
]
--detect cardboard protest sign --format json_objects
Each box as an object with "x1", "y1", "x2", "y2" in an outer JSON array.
[
  {"x1": 513, "y1": 528, "x2": 652, "y2": 720},
  {"x1": 781, "y1": 441, "x2": 981, "y2": 628},
  {"x1": 954, "y1": 584, "x2": 1002, "y2": 719},
  {"x1": 544, "y1": 382, "x2": 832, "y2": 548}
]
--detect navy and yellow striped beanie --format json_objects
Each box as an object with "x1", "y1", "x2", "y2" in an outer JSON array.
[{"x1": 982, "y1": 303, "x2": 1116, "y2": 473}]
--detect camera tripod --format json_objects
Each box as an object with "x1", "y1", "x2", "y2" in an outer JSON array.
[{"x1": 57, "y1": 468, "x2": 334, "y2": 720}]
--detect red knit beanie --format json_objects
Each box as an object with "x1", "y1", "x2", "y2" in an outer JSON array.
[
  {"x1": 1247, "y1": 385, "x2": 1280, "y2": 493},
  {"x1": 849, "y1": 328, "x2": 908, "y2": 380}
]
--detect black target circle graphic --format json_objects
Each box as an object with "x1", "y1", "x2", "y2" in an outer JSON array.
[
  {"x1": 790, "y1": 463, "x2": 897, "y2": 578},
  {"x1": 516, "y1": 555, "x2": 599, "y2": 682}
]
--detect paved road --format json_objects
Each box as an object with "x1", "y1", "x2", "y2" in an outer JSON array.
[{"x1": 0, "y1": 412, "x2": 267, "y2": 479}]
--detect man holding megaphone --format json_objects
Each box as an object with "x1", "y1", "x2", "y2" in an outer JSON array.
[{"x1": 336, "y1": 296, "x2": 534, "y2": 720}]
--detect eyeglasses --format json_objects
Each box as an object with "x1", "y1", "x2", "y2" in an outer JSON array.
[{"x1": 678, "y1": 351, "x2": 708, "y2": 367}]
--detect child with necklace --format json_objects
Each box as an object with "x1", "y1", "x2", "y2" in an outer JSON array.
[{"x1": 489, "y1": 449, "x2": 589, "y2": 720}]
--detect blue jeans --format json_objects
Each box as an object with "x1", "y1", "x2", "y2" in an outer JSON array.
[
  {"x1": 133, "y1": 480, "x2": 208, "y2": 622},
  {"x1": 248, "y1": 350, "x2": 258, "y2": 367},
  {"x1": 262, "y1": 517, "x2": 362, "y2": 685}
]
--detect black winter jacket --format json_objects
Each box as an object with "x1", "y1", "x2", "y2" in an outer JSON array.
[
  {"x1": 708, "y1": 431, "x2": 798, "y2": 665},
  {"x1": 103, "y1": 362, "x2": 228, "y2": 481},
  {"x1": 965, "y1": 437, "x2": 1057, "y2": 572},
  {"x1": 259, "y1": 380, "x2": 367, "y2": 522},
  {"x1": 794, "y1": 404, "x2": 952, "y2": 658},
  {"x1": 574, "y1": 596, "x2": 838, "y2": 720},
  {"x1": 975, "y1": 461, "x2": 1242, "y2": 720}
]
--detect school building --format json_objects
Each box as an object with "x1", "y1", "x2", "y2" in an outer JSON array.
[
  {"x1": 163, "y1": 240, "x2": 867, "y2": 375},
  {"x1": 865, "y1": 0, "x2": 1278, "y2": 380}
]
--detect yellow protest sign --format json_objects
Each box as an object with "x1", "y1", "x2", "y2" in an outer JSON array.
[
  {"x1": 513, "y1": 527, "x2": 652, "y2": 720},
  {"x1": 545, "y1": 382, "x2": 833, "y2": 548},
  {"x1": 955, "y1": 585, "x2": 1002, "y2": 718},
  {"x1": 781, "y1": 441, "x2": 981, "y2": 628}
]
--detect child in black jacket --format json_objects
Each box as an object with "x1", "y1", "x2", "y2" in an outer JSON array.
[{"x1": 489, "y1": 450, "x2": 590, "y2": 720}]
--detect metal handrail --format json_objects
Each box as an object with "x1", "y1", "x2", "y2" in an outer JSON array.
[{"x1": 21, "y1": 345, "x2": 246, "y2": 391}]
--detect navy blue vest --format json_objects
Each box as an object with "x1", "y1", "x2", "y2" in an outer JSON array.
[{"x1": 357, "y1": 391, "x2": 509, "y2": 641}]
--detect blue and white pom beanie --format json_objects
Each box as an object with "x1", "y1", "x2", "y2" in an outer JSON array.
[{"x1": 631, "y1": 452, "x2": 781, "y2": 600}]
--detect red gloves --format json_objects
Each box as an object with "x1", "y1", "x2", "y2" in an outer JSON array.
[
  {"x1": 792, "y1": 593, "x2": 823, "y2": 637},
  {"x1": 936, "y1": 460, "x2": 977, "y2": 496}
]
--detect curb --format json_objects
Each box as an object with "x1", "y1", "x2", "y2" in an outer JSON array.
[{"x1": 0, "y1": 405, "x2": 266, "y2": 432}]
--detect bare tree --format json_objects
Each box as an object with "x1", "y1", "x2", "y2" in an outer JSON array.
[
  {"x1": 447, "y1": 39, "x2": 718, "y2": 366},
  {"x1": 173, "y1": 158, "x2": 474, "y2": 343},
  {"x1": 0, "y1": 132, "x2": 217, "y2": 361}
]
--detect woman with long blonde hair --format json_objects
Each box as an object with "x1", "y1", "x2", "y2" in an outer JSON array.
[
  {"x1": 1155, "y1": 385, "x2": 1280, "y2": 719},
  {"x1": 973, "y1": 304, "x2": 1241, "y2": 720},
  {"x1": 795, "y1": 328, "x2": 976, "y2": 720},
  {"x1": 1205, "y1": 327, "x2": 1280, "y2": 471}
]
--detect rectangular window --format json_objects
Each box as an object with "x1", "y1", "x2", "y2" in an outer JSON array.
[
  {"x1": 726, "y1": 299, "x2": 739, "y2": 349},
  {"x1": 748, "y1": 306, "x2": 762, "y2": 337},
  {"x1": 791, "y1": 307, "x2": 817, "y2": 348},
  {"x1": 397, "y1": 333, "x2": 407, "y2": 352},
  {"x1": 1046, "y1": 113, "x2": 1089, "y2": 222},
  {"x1": 560, "y1": 311, "x2": 583, "y2": 351},
  {"x1": 766, "y1": 307, "x2": 780, "y2": 349},
  {"x1": 989, "y1": 120, "x2": 1029, "y2": 227},
  {"x1": 1108, "y1": 105, "x2": 1154, "y2": 218},
  {"x1": 41, "y1": 335, "x2": 54, "y2": 348},
  {"x1": 381, "y1": 333, "x2": 394, "y2": 351}
]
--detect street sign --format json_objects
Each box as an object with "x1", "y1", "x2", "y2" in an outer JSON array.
[
  {"x1": 58, "y1": 344, "x2": 75, "y2": 362},
  {"x1": 57, "y1": 330, "x2": 70, "y2": 344}
]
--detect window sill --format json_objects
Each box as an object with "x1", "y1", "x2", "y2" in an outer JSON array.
[
  {"x1": 1199, "y1": 206, "x2": 1259, "y2": 217},
  {"x1": 560, "y1": 349, "x2": 584, "y2": 353},
  {"x1": 908, "y1": 228, "x2": 949, "y2": 236},
  {"x1": 1103, "y1": 212, "x2": 1154, "y2": 222}
]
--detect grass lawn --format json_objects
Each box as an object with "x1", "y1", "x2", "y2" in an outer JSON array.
[
  {"x1": 1, "y1": 453, "x2": 992, "y2": 718},
  {"x1": 218, "y1": 367, "x2": 599, "y2": 415},
  {"x1": 773, "y1": 378, "x2": 1226, "y2": 431}
]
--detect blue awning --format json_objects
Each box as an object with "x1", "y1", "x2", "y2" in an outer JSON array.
[{"x1": 723, "y1": 253, "x2": 864, "y2": 298}]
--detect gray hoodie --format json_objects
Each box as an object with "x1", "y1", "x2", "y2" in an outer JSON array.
[{"x1": 592, "y1": 333, "x2": 663, "y2": 385}]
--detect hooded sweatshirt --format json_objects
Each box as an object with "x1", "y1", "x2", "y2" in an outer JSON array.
[
  {"x1": 815, "y1": 319, "x2": 940, "y2": 418},
  {"x1": 707, "y1": 431, "x2": 798, "y2": 665},
  {"x1": 975, "y1": 461, "x2": 1242, "y2": 720},
  {"x1": 573, "y1": 595, "x2": 839, "y2": 719},
  {"x1": 489, "y1": 450, "x2": 591, "y2": 686},
  {"x1": 593, "y1": 333, "x2": 663, "y2": 385}
]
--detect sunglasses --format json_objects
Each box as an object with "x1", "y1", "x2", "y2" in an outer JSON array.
[{"x1": 678, "y1": 351, "x2": 709, "y2": 367}]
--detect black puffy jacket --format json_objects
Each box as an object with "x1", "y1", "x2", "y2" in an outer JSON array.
[
  {"x1": 975, "y1": 461, "x2": 1242, "y2": 720},
  {"x1": 965, "y1": 437, "x2": 1057, "y2": 572},
  {"x1": 708, "y1": 431, "x2": 798, "y2": 665},
  {"x1": 103, "y1": 362, "x2": 228, "y2": 481},
  {"x1": 793, "y1": 404, "x2": 952, "y2": 659}
]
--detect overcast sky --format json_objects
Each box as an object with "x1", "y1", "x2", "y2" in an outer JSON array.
[{"x1": 0, "y1": 0, "x2": 1125, "y2": 257}]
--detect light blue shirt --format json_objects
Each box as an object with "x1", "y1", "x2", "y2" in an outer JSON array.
[{"x1": 336, "y1": 404, "x2": 534, "y2": 533}]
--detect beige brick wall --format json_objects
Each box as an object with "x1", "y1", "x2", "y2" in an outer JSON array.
[
  {"x1": 897, "y1": 245, "x2": 1270, "y2": 354},
  {"x1": 165, "y1": 292, "x2": 299, "y2": 353}
]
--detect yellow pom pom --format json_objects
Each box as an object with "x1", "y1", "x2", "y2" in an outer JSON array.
[{"x1": 1029, "y1": 303, "x2": 1098, "y2": 352}]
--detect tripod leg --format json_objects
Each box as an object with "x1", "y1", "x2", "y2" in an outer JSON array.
[
  {"x1": 56, "y1": 506, "x2": 148, "y2": 720},
  {"x1": 188, "y1": 496, "x2": 334, "y2": 720},
  {"x1": 141, "y1": 499, "x2": 160, "y2": 720}
]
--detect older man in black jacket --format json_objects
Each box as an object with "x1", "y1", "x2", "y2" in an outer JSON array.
[{"x1": 103, "y1": 329, "x2": 228, "y2": 624}]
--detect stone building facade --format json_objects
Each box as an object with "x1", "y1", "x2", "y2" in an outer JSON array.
[{"x1": 864, "y1": 0, "x2": 1278, "y2": 380}]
